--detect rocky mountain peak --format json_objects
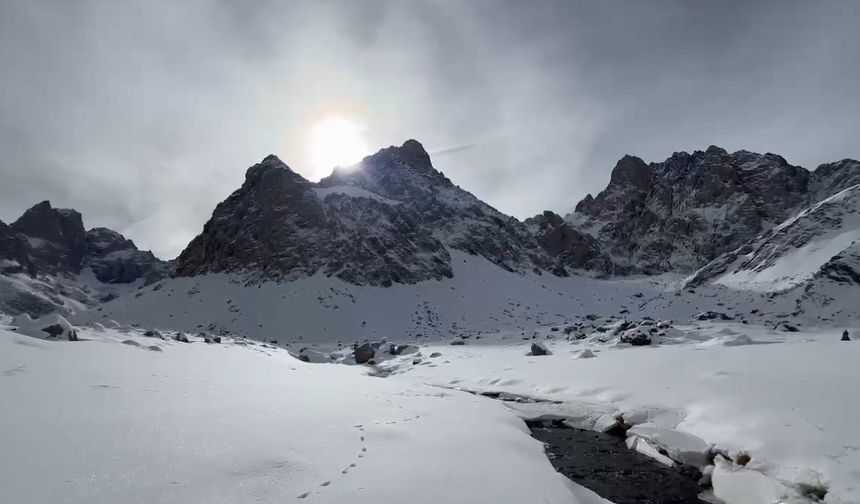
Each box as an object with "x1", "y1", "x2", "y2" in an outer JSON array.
[
  {"x1": 609, "y1": 155, "x2": 651, "y2": 190},
  {"x1": 9, "y1": 200, "x2": 87, "y2": 274},
  {"x1": 1, "y1": 201, "x2": 170, "y2": 286},
  {"x1": 567, "y1": 147, "x2": 860, "y2": 274},
  {"x1": 177, "y1": 142, "x2": 565, "y2": 285}
]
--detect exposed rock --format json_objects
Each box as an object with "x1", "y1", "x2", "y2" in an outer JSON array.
[
  {"x1": 0, "y1": 201, "x2": 171, "y2": 316},
  {"x1": 568, "y1": 148, "x2": 860, "y2": 274},
  {"x1": 85, "y1": 227, "x2": 170, "y2": 284},
  {"x1": 620, "y1": 328, "x2": 652, "y2": 346},
  {"x1": 842, "y1": 330, "x2": 851, "y2": 342},
  {"x1": 530, "y1": 342, "x2": 551, "y2": 356},
  {"x1": 695, "y1": 311, "x2": 733, "y2": 321},
  {"x1": 12, "y1": 313, "x2": 78, "y2": 341},
  {"x1": 429, "y1": 352, "x2": 442, "y2": 358},
  {"x1": 354, "y1": 343, "x2": 375, "y2": 364},
  {"x1": 524, "y1": 210, "x2": 613, "y2": 273},
  {"x1": 176, "y1": 140, "x2": 559, "y2": 286}
]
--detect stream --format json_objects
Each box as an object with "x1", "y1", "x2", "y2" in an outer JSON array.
[{"x1": 527, "y1": 419, "x2": 710, "y2": 504}]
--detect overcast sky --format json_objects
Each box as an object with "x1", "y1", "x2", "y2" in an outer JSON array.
[{"x1": 2, "y1": 0, "x2": 859, "y2": 259}]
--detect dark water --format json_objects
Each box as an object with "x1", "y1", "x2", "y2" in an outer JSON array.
[{"x1": 527, "y1": 420, "x2": 708, "y2": 504}]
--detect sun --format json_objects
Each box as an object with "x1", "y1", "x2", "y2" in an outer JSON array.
[{"x1": 309, "y1": 116, "x2": 371, "y2": 179}]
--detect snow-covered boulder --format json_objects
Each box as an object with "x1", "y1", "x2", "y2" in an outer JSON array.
[
  {"x1": 12, "y1": 313, "x2": 78, "y2": 341},
  {"x1": 620, "y1": 327, "x2": 652, "y2": 346},
  {"x1": 388, "y1": 344, "x2": 418, "y2": 356},
  {"x1": 295, "y1": 348, "x2": 331, "y2": 363}
]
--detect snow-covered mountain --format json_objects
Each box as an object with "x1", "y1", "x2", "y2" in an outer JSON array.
[
  {"x1": 177, "y1": 140, "x2": 560, "y2": 286},
  {"x1": 6, "y1": 141, "x2": 860, "y2": 504},
  {"x1": 566, "y1": 147, "x2": 860, "y2": 274},
  {"x1": 4, "y1": 141, "x2": 860, "y2": 330},
  {"x1": 687, "y1": 184, "x2": 860, "y2": 293},
  {"x1": 0, "y1": 201, "x2": 170, "y2": 315}
]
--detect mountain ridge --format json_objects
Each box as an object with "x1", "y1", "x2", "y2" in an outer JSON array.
[{"x1": 2, "y1": 140, "x2": 859, "y2": 319}]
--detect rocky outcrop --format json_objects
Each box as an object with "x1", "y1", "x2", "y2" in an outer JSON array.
[
  {"x1": 317, "y1": 140, "x2": 553, "y2": 275},
  {"x1": 86, "y1": 227, "x2": 169, "y2": 284},
  {"x1": 567, "y1": 147, "x2": 860, "y2": 274},
  {"x1": 9, "y1": 201, "x2": 88, "y2": 275},
  {"x1": 1, "y1": 201, "x2": 169, "y2": 283},
  {"x1": 0, "y1": 201, "x2": 171, "y2": 316},
  {"x1": 177, "y1": 140, "x2": 561, "y2": 285},
  {"x1": 687, "y1": 184, "x2": 860, "y2": 292},
  {"x1": 524, "y1": 211, "x2": 614, "y2": 274}
]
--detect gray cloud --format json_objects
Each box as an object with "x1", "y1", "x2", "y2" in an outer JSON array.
[{"x1": 2, "y1": 0, "x2": 859, "y2": 258}]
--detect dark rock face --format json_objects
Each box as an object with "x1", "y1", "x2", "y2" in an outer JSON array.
[
  {"x1": 524, "y1": 211, "x2": 613, "y2": 274},
  {"x1": 177, "y1": 140, "x2": 559, "y2": 285},
  {"x1": 0, "y1": 201, "x2": 169, "y2": 283},
  {"x1": 354, "y1": 342, "x2": 375, "y2": 364},
  {"x1": 1, "y1": 201, "x2": 171, "y2": 316},
  {"x1": 530, "y1": 342, "x2": 550, "y2": 356},
  {"x1": 85, "y1": 227, "x2": 170, "y2": 284},
  {"x1": 9, "y1": 201, "x2": 88, "y2": 274},
  {"x1": 688, "y1": 184, "x2": 860, "y2": 290},
  {"x1": 568, "y1": 148, "x2": 860, "y2": 274}
]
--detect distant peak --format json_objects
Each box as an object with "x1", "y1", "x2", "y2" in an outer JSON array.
[
  {"x1": 705, "y1": 145, "x2": 727, "y2": 155},
  {"x1": 261, "y1": 154, "x2": 285, "y2": 165},
  {"x1": 396, "y1": 139, "x2": 433, "y2": 170},
  {"x1": 29, "y1": 200, "x2": 54, "y2": 212},
  {"x1": 400, "y1": 138, "x2": 426, "y2": 152},
  {"x1": 609, "y1": 155, "x2": 651, "y2": 189}
]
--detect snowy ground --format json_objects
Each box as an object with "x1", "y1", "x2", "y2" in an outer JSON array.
[
  {"x1": 0, "y1": 322, "x2": 610, "y2": 504},
  {"x1": 4, "y1": 303, "x2": 860, "y2": 503},
  {"x1": 382, "y1": 323, "x2": 860, "y2": 504},
  {"x1": 71, "y1": 252, "x2": 843, "y2": 346}
]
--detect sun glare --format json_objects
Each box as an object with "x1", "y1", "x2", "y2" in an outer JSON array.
[{"x1": 309, "y1": 116, "x2": 370, "y2": 179}]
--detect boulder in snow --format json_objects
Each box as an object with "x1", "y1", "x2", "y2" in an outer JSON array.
[
  {"x1": 530, "y1": 342, "x2": 551, "y2": 356},
  {"x1": 695, "y1": 311, "x2": 733, "y2": 321},
  {"x1": 620, "y1": 327, "x2": 652, "y2": 346},
  {"x1": 354, "y1": 343, "x2": 375, "y2": 364},
  {"x1": 841, "y1": 330, "x2": 850, "y2": 341},
  {"x1": 12, "y1": 313, "x2": 78, "y2": 341}
]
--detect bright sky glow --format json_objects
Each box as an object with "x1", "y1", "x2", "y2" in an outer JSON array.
[{"x1": 308, "y1": 116, "x2": 371, "y2": 179}]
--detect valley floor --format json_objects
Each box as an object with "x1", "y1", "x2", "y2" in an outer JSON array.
[{"x1": 1, "y1": 318, "x2": 858, "y2": 504}]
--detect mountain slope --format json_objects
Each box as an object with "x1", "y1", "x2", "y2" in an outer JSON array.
[
  {"x1": 567, "y1": 148, "x2": 860, "y2": 274},
  {"x1": 0, "y1": 201, "x2": 170, "y2": 316},
  {"x1": 177, "y1": 140, "x2": 567, "y2": 286},
  {"x1": 687, "y1": 184, "x2": 860, "y2": 293}
]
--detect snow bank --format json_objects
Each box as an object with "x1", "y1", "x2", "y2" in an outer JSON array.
[{"x1": 394, "y1": 326, "x2": 860, "y2": 503}]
